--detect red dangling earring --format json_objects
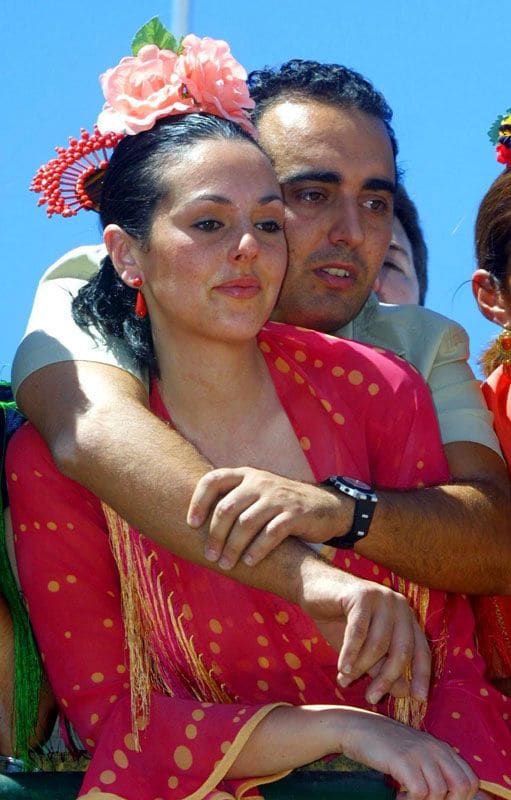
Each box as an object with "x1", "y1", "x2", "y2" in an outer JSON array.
[{"x1": 132, "y1": 277, "x2": 147, "y2": 319}]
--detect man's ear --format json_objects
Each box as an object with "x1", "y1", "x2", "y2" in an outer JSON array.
[
  {"x1": 104, "y1": 224, "x2": 145, "y2": 285},
  {"x1": 472, "y1": 268, "x2": 510, "y2": 327}
]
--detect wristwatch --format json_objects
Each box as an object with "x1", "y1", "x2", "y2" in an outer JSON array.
[{"x1": 321, "y1": 476, "x2": 378, "y2": 549}]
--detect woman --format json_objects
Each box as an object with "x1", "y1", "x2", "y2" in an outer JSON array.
[
  {"x1": 471, "y1": 114, "x2": 511, "y2": 697},
  {"x1": 6, "y1": 28, "x2": 509, "y2": 800}
]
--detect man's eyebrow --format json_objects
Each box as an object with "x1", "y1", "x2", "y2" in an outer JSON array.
[
  {"x1": 280, "y1": 170, "x2": 341, "y2": 186},
  {"x1": 280, "y1": 172, "x2": 396, "y2": 195},
  {"x1": 387, "y1": 242, "x2": 408, "y2": 258},
  {"x1": 364, "y1": 178, "x2": 396, "y2": 194},
  {"x1": 389, "y1": 241, "x2": 407, "y2": 254}
]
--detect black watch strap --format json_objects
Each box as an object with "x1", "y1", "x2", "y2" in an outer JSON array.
[{"x1": 321, "y1": 475, "x2": 378, "y2": 549}]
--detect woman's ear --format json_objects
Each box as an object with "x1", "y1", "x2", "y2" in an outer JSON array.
[
  {"x1": 103, "y1": 224, "x2": 145, "y2": 286},
  {"x1": 472, "y1": 268, "x2": 510, "y2": 327}
]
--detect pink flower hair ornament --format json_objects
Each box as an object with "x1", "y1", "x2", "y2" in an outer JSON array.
[
  {"x1": 488, "y1": 109, "x2": 511, "y2": 170},
  {"x1": 31, "y1": 18, "x2": 256, "y2": 218}
]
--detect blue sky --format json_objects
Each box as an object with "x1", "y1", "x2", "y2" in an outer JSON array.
[{"x1": 3, "y1": 0, "x2": 508, "y2": 379}]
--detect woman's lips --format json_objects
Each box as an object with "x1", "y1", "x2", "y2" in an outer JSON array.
[{"x1": 214, "y1": 276, "x2": 261, "y2": 298}]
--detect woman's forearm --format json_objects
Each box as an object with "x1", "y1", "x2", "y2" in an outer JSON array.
[
  {"x1": 227, "y1": 706, "x2": 340, "y2": 778},
  {"x1": 228, "y1": 704, "x2": 478, "y2": 800}
]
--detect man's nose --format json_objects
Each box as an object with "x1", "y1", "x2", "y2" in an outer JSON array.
[{"x1": 328, "y1": 199, "x2": 364, "y2": 249}]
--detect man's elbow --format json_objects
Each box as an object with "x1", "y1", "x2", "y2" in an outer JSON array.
[{"x1": 46, "y1": 403, "x2": 110, "y2": 483}]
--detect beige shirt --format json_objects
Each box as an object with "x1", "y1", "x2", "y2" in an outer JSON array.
[{"x1": 12, "y1": 245, "x2": 500, "y2": 454}]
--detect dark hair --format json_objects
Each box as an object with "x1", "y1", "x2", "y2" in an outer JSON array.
[
  {"x1": 475, "y1": 169, "x2": 511, "y2": 289},
  {"x1": 72, "y1": 114, "x2": 260, "y2": 374},
  {"x1": 475, "y1": 170, "x2": 511, "y2": 376},
  {"x1": 393, "y1": 184, "x2": 428, "y2": 305},
  {"x1": 248, "y1": 59, "x2": 398, "y2": 161}
]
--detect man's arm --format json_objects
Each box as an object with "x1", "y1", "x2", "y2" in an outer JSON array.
[
  {"x1": 188, "y1": 446, "x2": 511, "y2": 595},
  {"x1": 190, "y1": 314, "x2": 511, "y2": 594},
  {"x1": 16, "y1": 360, "x2": 429, "y2": 703},
  {"x1": 361, "y1": 312, "x2": 511, "y2": 594},
  {"x1": 357, "y1": 440, "x2": 511, "y2": 594}
]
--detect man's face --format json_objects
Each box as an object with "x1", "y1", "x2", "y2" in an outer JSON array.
[
  {"x1": 257, "y1": 99, "x2": 396, "y2": 331},
  {"x1": 373, "y1": 217, "x2": 420, "y2": 305}
]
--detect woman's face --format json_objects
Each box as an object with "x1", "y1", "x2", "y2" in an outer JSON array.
[{"x1": 123, "y1": 138, "x2": 287, "y2": 346}]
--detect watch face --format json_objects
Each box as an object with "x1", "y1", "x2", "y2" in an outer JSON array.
[{"x1": 341, "y1": 477, "x2": 372, "y2": 492}]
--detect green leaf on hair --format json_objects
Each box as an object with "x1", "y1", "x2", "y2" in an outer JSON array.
[
  {"x1": 131, "y1": 17, "x2": 180, "y2": 56},
  {"x1": 488, "y1": 108, "x2": 511, "y2": 144}
]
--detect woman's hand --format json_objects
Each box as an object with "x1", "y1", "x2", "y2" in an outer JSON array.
[
  {"x1": 301, "y1": 567, "x2": 431, "y2": 705},
  {"x1": 234, "y1": 704, "x2": 479, "y2": 800},
  {"x1": 333, "y1": 707, "x2": 479, "y2": 800},
  {"x1": 188, "y1": 466, "x2": 432, "y2": 705}
]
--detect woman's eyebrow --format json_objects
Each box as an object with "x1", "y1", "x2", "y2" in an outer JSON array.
[{"x1": 190, "y1": 193, "x2": 283, "y2": 205}]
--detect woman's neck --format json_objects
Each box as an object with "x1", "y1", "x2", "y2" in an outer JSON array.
[
  {"x1": 153, "y1": 326, "x2": 272, "y2": 437},
  {"x1": 151, "y1": 323, "x2": 315, "y2": 482}
]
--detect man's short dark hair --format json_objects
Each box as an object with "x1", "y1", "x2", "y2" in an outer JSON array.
[
  {"x1": 248, "y1": 59, "x2": 398, "y2": 160},
  {"x1": 393, "y1": 184, "x2": 428, "y2": 305}
]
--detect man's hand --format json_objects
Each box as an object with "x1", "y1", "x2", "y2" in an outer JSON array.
[
  {"x1": 298, "y1": 562, "x2": 431, "y2": 705},
  {"x1": 188, "y1": 466, "x2": 353, "y2": 569}
]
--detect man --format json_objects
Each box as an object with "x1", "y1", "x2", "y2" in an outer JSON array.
[
  {"x1": 4, "y1": 61, "x2": 509, "y2": 750},
  {"x1": 373, "y1": 184, "x2": 428, "y2": 305},
  {"x1": 189, "y1": 59, "x2": 507, "y2": 581}
]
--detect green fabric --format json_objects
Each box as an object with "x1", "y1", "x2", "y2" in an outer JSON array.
[{"x1": 0, "y1": 382, "x2": 43, "y2": 765}]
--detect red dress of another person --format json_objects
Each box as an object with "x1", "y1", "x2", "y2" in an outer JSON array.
[
  {"x1": 473, "y1": 365, "x2": 511, "y2": 682},
  {"x1": 7, "y1": 324, "x2": 511, "y2": 800}
]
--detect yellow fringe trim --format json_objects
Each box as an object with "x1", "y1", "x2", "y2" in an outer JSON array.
[
  {"x1": 102, "y1": 504, "x2": 154, "y2": 747},
  {"x1": 480, "y1": 780, "x2": 511, "y2": 799},
  {"x1": 390, "y1": 577, "x2": 435, "y2": 729},
  {"x1": 102, "y1": 503, "x2": 237, "y2": 741},
  {"x1": 479, "y1": 335, "x2": 511, "y2": 378},
  {"x1": 80, "y1": 793, "x2": 128, "y2": 800}
]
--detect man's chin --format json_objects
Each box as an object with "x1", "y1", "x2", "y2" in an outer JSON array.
[{"x1": 271, "y1": 297, "x2": 367, "y2": 333}]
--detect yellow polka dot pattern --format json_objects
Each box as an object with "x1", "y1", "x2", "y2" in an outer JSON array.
[
  {"x1": 99, "y1": 770, "x2": 116, "y2": 785},
  {"x1": 209, "y1": 619, "x2": 222, "y2": 634},
  {"x1": 124, "y1": 733, "x2": 137, "y2": 752},
  {"x1": 185, "y1": 724, "x2": 197, "y2": 740},
  {"x1": 174, "y1": 745, "x2": 193, "y2": 770},
  {"x1": 348, "y1": 370, "x2": 363, "y2": 385}
]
